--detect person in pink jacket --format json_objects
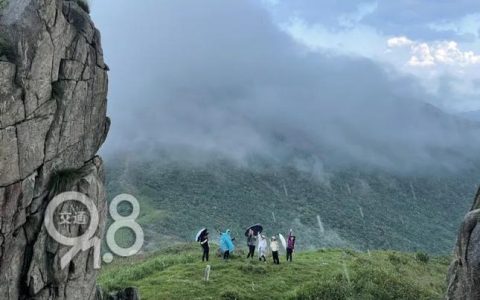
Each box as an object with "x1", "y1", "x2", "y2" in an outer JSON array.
[{"x1": 286, "y1": 229, "x2": 296, "y2": 262}]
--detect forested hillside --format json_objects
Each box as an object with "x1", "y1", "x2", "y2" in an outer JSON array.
[{"x1": 105, "y1": 152, "x2": 479, "y2": 254}]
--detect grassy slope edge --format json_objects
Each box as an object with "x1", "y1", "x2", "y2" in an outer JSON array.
[{"x1": 99, "y1": 243, "x2": 449, "y2": 300}]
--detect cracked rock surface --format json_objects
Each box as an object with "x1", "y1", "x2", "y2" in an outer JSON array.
[
  {"x1": 0, "y1": 0, "x2": 109, "y2": 299},
  {"x1": 446, "y1": 189, "x2": 480, "y2": 300}
]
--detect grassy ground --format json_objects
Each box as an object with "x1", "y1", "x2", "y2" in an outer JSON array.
[{"x1": 98, "y1": 243, "x2": 450, "y2": 300}]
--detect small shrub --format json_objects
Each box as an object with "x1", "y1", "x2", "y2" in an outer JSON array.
[
  {"x1": 388, "y1": 252, "x2": 408, "y2": 265},
  {"x1": 48, "y1": 168, "x2": 88, "y2": 195},
  {"x1": 343, "y1": 249, "x2": 357, "y2": 257},
  {"x1": 415, "y1": 251, "x2": 430, "y2": 264},
  {"x1": 238, "y1": 264, "x2": 267, "y2": 274},
  {"x1": 74, "y1": 0, "x2": 90, "y2": 14},
  {"x1": 220, "y1": 290, "x2": 241, "y2": 300},
  {"x1": 292, "y1": 274, "x2": 352, "y2": 300},
  {"x1": 0, "y1": 0, "x2": 8, "y2": 10}
]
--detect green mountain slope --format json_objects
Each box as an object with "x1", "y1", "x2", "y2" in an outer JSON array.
[
  {"x1": 98, "y1": 243, "x2": 450, "y2": 300},
  {"x1": 105, "y1": 153, "x2": 479, "y2": 254}
]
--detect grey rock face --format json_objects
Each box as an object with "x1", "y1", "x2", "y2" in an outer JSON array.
[
  {"x1": 446, "y1": 189, "x2": 480, "y2": 300},
  {"x1": 0, "y1": 0, "x2": 109, "y2": 299}
]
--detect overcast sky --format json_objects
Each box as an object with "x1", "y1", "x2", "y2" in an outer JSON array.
[
  {"x1": 266, "y1": 0, "x2": 480, "y2": 112},
  {"x1": 91, "y1": 0, "x2": 480, "y2": 172}
]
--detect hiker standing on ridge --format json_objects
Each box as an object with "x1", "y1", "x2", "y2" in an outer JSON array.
[
  {"x1": 220, "y1": 229, "x2": 235, "y2": 260},
  {"x1": 286, "y1": 229, "x2": 296, "y2": 262},
  {"x1": 271, "y1": 236, "x2": 280, "y2": 264},
  {"x1": 246, "y1": 229, "x2": 256, "y2": 259},
  {"x1": 258, "y1": 234, "x2": 267, "y2": 262},
  {"x1": 200, "y1": 231, "x2": 210, "y2": 262}
]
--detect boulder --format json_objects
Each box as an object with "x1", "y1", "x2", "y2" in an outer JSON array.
[
  {"x1": 0, "y1": 0, "x2": 110, "y2": 298},
  {"x1": 446, "y1": 187, "x2": 480, "y2": 299}
]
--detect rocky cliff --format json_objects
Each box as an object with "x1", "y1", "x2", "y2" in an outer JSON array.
[
  {"x1": 446, "y1": 189, "x2": 480, "y2": 299},
  {"x1": 0, "y1": 0, "x2": 109, "y2": 299}
]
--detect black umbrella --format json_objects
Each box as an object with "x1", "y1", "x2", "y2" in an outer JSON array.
[
  {"x1": 245, "y1": 224, "x2": 263, "y2": 237},
  {"x1": 195, "y1": 228, "x2": 208, "y2": 242}
]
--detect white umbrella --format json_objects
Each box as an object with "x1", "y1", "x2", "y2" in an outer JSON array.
[
  {"x1": 279, "y1": 233, "x2": 287, "y2": 250},
  {"x1": 195, "y1": 228, "x2": 207, "y2": 242}
]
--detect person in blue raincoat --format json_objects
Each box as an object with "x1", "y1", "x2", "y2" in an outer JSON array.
[{"x1": 220, "y1": 229, "x2": 235, "y2": 260}]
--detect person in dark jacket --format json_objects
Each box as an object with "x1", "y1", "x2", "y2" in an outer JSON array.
[
  {"x1": 246, "y1": 229, "x2": 256, "y2": 259},
  {"x1": 200, "y1": 231, "x2": 210, "y2": 262},
  {"x1": 286, "y1": 229, "x2": 296, "y2": 262}
]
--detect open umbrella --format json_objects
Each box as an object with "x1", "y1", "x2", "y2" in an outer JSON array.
[
  {"x1": 245, "y1": 224, "x2": 263, "y2": 237},
  {"x1": 195, "y1": 228, "x2": 208, "y2": 242},
  {"x1": 279, "y1": 233, "x2": 287, "y2": 250}
]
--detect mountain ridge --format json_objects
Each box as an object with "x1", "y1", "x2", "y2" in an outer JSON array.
[{"x1": 105, "y1": 149, "x2": 480, "y2": 255}]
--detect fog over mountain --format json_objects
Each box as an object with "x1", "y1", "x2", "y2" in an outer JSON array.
[
  {"x1": 93, "y1": 0, "x2": 480, "y2": 173},
  {"x1": 461, "y1": 110, "x2": 480, "y2": 122}
]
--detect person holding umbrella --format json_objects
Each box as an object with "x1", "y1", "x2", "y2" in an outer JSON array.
[
  {"x1": 286, "y1": 229, "x2": 296, "y2": 262},
  {"x1": 200, "y1": 232, "x2": 209, "y2": 262},
  {"x1": 196, "y1": 228, "x2": 210, "y2": 262},
  {"x1": 245, "y1": 224, "x2": 263, "y2": 259},
  {"x1": 246, "y1": 229, "x2": 256, "y2": 259}
]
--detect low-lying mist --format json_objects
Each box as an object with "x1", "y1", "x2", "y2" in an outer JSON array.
[{"x1": 94, "y1": 0, "x2": 480, "y2": 174}]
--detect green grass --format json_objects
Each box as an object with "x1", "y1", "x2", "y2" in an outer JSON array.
[{"x1": 98, "y1": 243, "x2": 450, "y2": 300}]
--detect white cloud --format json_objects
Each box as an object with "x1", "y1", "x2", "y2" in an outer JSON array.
[
  {"x1": 434, "y1": 41, "x2": 480, "y2": 65},
  {"x1": 384, "y1": 35, "x2": 480, "y2": 112},
  {"x1": 276, "y1": 4, "x2": 480, "y2": 112},
  {"x1": 387, "y1": 36, "x2": 413, "y2": 47},
  {"x1": 408, "y1": 43, "x2": 435, "y2": 67},
  {"x1": 387, "y1": 36, "x2": 480, "y2": 67}
]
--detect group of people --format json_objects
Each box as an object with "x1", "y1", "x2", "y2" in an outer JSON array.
[{"x1": 199, "y1": 228, "x2": 296, "y2": 264}]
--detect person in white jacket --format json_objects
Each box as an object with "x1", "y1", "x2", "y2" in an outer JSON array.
[
  {"x1": 270, "y1": 236, "x2": 280, "y2": 264},
  {"x1": 258, "y1": 234, "x2": 267, "y2": 262}
]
